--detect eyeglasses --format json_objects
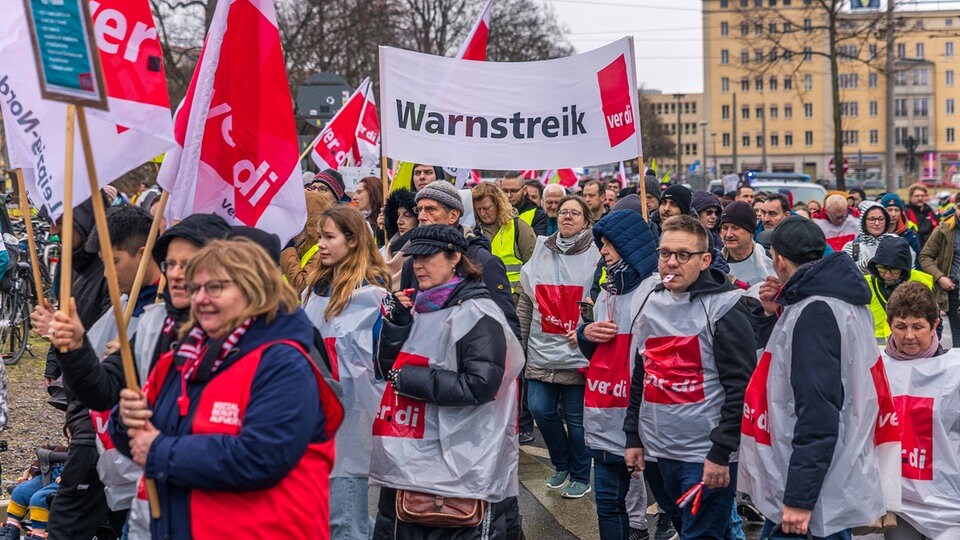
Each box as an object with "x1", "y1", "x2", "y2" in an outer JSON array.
[
  {"x1": 865, "y1": 216, "x2": 886, "y2": 223},
  {"x1": 875, "y1": 265, "x2": 903, "y2": 275},
  {"x1": 307, "y1": 183, "x2": 331, "y2": 193},
  {"x1": 558, "y1": 209, "x2": 583, "y2": 218},
  {"x1": 656, "y1": 249, "x2": 706, "y2": 264},
  {"x1": 160, "y1": 260, "x2": 188, "y2": 273},
  {"x1": 702, "y1": 209, "x2": 719, "y2": 216},
  {"x1": 185, "y1": 279, "x2": 234, "y2": 298}
]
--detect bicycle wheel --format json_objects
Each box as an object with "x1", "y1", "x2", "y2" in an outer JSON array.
[{"x1": 2, "y1": 278, "x2": 30, "y2": 366}]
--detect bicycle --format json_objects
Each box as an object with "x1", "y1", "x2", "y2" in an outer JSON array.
[{"x1": 0, "y1": 241, "x2": 33, "y2": 366}]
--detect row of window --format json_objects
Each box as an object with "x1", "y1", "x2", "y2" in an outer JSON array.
[
  {"x1": 662, "y1": 123, "x2": 702, "y2": 136},
  {"x1": 720, "y1": 75, "x2": 807, "y2": 93},
  {"x1": 720, "y1": 131, "x2": 814, "y2": 148},
  {"x1": 715, "y1": 127, "x2": 959, "y2": 149},
  {"x1": 720, "y1": 98, "x2": 957, "y2": 120},
  {"x1": 720, "y1": 103, "x2": 812, "y2": 120},
  {"x1": 718, "y1": 0, "x2": 806, "y2": 9},
  {"x1": 651, "y1": 102, "x2": 699, "y2": 116},
  {"x1": 721, "y1": 48, "x2": 814, "y2": 65}
]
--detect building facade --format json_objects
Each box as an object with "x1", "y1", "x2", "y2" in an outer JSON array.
[
  {"x1": 703, "y1": 0, "x2": 960, "y2": 186},
  {"x1": 643, "y1": 91, "x2": 706, "y2": 176}
]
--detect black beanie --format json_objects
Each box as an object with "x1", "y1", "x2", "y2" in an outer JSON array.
[
  {"x1": 661, "y1": 184, "x2": 691, "y2": 215},
  {"x1": 719, "y1": 201, "x2": 757, "y2": 234},
  {"x1": 152, "y1": 213, "x2": 232, "y2": 264}
]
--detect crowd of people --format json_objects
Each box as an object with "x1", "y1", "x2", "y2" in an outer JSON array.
[{"x1": 0, "y1": 166, "x2": 956, "y2": 540}]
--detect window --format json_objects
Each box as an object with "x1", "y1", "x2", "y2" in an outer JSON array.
[
  {"x1": 914, "y1": 69, "x2": 928, "y2": 86},
  {"x1": 803, "y1": 19, "x2": 812, "y2": 33},
  {"x1": 769, "y1": 48, "x2": 778, "y2": 62},
  {"x1": 741, "y1": 50, "x2": 750, "y2": 64},
  {"x1": 947, "y1": 70, "x2": 954, "y2": 86},
  {"x1": 948, "y1": 128, "x2": 956, "y2": 143},
  {"x1": 684, "y1": 102, "x2": 690, "y2": 114},
  {"x1": 770, "y1": 105, "x2": 778, "y2": 119},
  {"x1": 948, "y1": 17, "x2": 953, "y2": 27},
  {"x1": 869, "y1": 44, "x2": 878, "y2": 59},
  {"x1": 755, "y1": 49, "x2": 764, "y2": 63},
  {"x1": 721, "y1": 77, "x2": 730, "y2": 92},
  {"x1": 720, "y1": 22, "x2": 729, "y2": 36},
  {"x1": 785, "y1": 132, "x2": 794, "y2": 146},
  {"x1": 783, "y1": 50, "x2": 794, "y2": 62},
  {"x1": 842, "y1": 130, "x2": 858, "y2": 146},
  {"x1": 756, "y1": 134, "x2": 764, "y2": 147},
  {"x1": 769, "y1": 22, "x2": 778, "y2": 34},
  {"x1": 722, "y1": 105, "x2": 731, "y2": 120},
  {"x1": 722, "y1": 133, "x2": 731, "y2": 147},
  {"x1": 869, "y1": 101, "x2": 878, "y2": 117},
  {"x1": 869, "y1": 72, "x2": 878, "y2": 88},
  {"x1": 947, "y1": 99, "x2": 955, "y2": 115},
  {"x1": 840, "y1": 102, "x2": 858, "y2": 117},
  {"x1": 916, "y1": 42, "x2": 925, "y2": 58},
  {"x1": 755, "y1": 78, "x2": 763, "y2": 91},
  {"x1": 803, "y1": 47, "x2": 812, "y2": 61},
  {"x1": 804, "y1": 103, "x2": 813, "y2": 118},
  {"x1": 839, "y1": 45, "x2": 858, "y2": 61},
  {"x1": 839, "y1": 73, "x2": 858, "y2": 88},
  {"x1": 785, "y1": 104, "x2": 793, "y2": 118},
  {"x1": 770, "y1": 133, "x2": 779, "y2": 147},
  {"x1": 947, "y1": 42, "x2": 954, "y2": 57},
  {"x1": 805, "y1": 131, "x2": 813, "y2": 146},
  {"x1": 740, "y1": 0, "x2": 748, "y2": 6},
  {"x1": 894, "y1": 71, "x2": 908, "y2": 86},
  {"x1": 803, "y1": 74, "x2": 813, "y2": 90},
  {"x1": 897, "y1": 43, "x2": 906, "y2": 58},
  {"x1": 755, "y1": 23, "x2": 762, "y2": 36},
  {"x1": 895, "y1": 127, "x2": 908, "y2": 146},
  {"x1": 783, "y1": 22, "x2": 792, "y2": 33},
  {"x1": 741, "y1": 22, "x2": 749, "y2": 36},
  {"x1": 756, "y1": 106, "x2": 764, "y2": 118},
  {"x1": 870, "y1": 130, "x2": 879, "y2": 145},
  {"x1": 895, "y1": 98, "x2": 907, "y2": 117},
  {"x1": 784, "y1": 77, "x2": 793, "y2": 90},
  {"x1": 741, "y1": 78, "x2": 750, "y2": 92},
  {"x1": 914, "y1": 98, "x2": 929, "y2": 117},
  {"x1": 742, "y1": 106, "x2": 750, "y2": 119},
  {"x1": 721, "y1": 50, "x2": 729, "y2": 65},
  {"x1": 742, "y1": 134, "x2": 751, "y2": 147},
  {"x1": 769, "y1": 77, "x2": 778, "y2": 91},
  {"x1": 915, "y1": 127, "x2": 929, "y2": 145},
  {"x1": 720, "y1": 0, "x2": 728, "y2": 6}
]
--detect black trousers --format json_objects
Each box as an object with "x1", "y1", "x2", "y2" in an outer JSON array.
[
  {"x1": 948, "y1": 287, "x2": 960, "y2": 348},
  {"x1": 46, "y1": 441, "x2": 126, "y2": 540}
]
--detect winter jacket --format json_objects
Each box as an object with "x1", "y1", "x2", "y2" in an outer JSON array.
[
  {"x1": 919, "y1": 215, "x2": 958, "y2": 311},
  {"x1": 842, "y1": 202, "x2": 897, "y2": 273},
  {"x1": 377, "y1": 279, "x2": 507, "y2": 407},
  {"x1": 623, "y1": 267, "x2": 757, "y2": 466},
  {"x1": 108, "y1": 309, "x2": 334, "y2": 540},
  {"x1": 865, "y1": 236, "x2": 933, "y2": 341},
  {"x1": 890, "y1": 213, "x2": 922, "y2": 269},
  {"x1": 280, "y1": 191, "x2": 329, "y2": 295},
  {"x1": 722, "y1": 242, "x2": 774, "y2": 286},
  {"x1": 814, "y1": 214, "x2": 860, "y2": 252},
  {"x1": 516, "y1": 198, "x2": 549, "y2": 237},
  {"x1": 750, "y1": 253, "x2": 873, "y2": 511},
  {"x1": 400, "y1": 229, "x2": 521, "y2": 341},
  {"x1": 905, "y1": 202, "x2": 938, "y2": 247},
  {"x1": 383, "y1": 231, "x2": 413, "y2": 292}
]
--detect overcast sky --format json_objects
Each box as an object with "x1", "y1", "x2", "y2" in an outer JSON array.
[{"x1": 546, "y1": 0, "x2": 704, "y2": 95}]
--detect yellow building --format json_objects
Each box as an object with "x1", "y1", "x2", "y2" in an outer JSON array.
[
  {"x1": 703, "y1": 1, "x2": 960, "y2": 186},
  {"x1": 642, "y1": 91, "x2": 706, "y2": 176}
]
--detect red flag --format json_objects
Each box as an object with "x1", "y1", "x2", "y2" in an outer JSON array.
[
  {"x1": 541, "y1": 169, "x2": 578, "y2": 188},
  {"x1": 157, "y1": 0, "x2": 304, "y2": 244},
  {"x1": 521, "y1": 169, "x2": 539, "y2": 180},
  {"x1": 456, "y1": 0, "x2": 492, "y2": 60},
  {"x1": 312, "y1": 78, "x2": 375, "y2": 171},
  {"x1": 617, "y1": 161, "x2": 627, "y2": 188},
  {"x1": 351, "y1": 83, "x2": 381, "y2": 167}
]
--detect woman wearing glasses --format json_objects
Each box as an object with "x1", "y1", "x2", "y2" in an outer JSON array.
[
  {"x1": 111, "y1": 238, "x2": 344, "y2": 540},
  {"x1": 517, "y1": 195, "x2": 600, "y2": 500},
  {"x1": 842, "y1": 201, "x2": 898, "y2": 274},
  {"x1": 865, "y1": 236, "x2": 933, "y2": 345},
  {"x1": 302, "y1": 206, "x2": 391, "y2": 538}
]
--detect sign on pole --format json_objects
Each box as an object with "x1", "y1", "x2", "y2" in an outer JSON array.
[{"x1": 21, "y1": 0, "x2": 108, "y2": 110}]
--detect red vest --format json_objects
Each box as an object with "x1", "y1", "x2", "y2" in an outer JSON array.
[{"x1": 145, "y1": 339, "x2": 343, "y2": 540}]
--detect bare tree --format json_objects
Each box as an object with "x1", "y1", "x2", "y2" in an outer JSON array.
[
  {"x1": 638, "y1": 92, "x2": 676, "y2": 161},
  {"x1": 486, "y1": 0, "x2": 574, "y2": 61}
]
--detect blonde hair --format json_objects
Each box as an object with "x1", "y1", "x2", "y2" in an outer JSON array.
[
  {"x1": 181, "y1": 238, "x2": 298, "y2": 337},
  {"x1": 305, "y1": 206, "x2": 392, "y2": 320},
  {"x1": 472, "y1": 182, "x2": 515, "y2": 228}
]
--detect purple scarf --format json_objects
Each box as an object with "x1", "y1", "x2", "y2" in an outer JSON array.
[
  {"x1": 884, "y1": 334, "x2": 939, "y2": 361},
  {"x1": 414, "y1": 277, "x2": 464, "y2": 313}
]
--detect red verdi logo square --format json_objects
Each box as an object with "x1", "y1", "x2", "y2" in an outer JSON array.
[
  {"x1": 597, "y1": 54, "x2": 636, "y2": 148},
  {"x1": 641, "y1": 335, "x2": 705, "y2": 405},
  {"x1": 373, "y1": 353, "x2": 430, "y2": 439}
]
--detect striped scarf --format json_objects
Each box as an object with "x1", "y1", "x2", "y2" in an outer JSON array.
[{"x1": 178, "y1": 318, "x2": 255, "y2": 383}]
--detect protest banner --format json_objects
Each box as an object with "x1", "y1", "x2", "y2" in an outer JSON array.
[
  {"x1": 157, "y1": 0, "x2": 305, "y2": 245},
  {"x1": 379, "y1": 37, "x2": 642, "y2": 171}
]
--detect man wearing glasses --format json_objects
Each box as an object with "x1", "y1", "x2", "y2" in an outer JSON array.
[
  {"x1": 624, "y1": 215, "x2": 756, "y2": 539},
  {"x1": 502, "y1": 171, "x2": 548, "y2": 236}
]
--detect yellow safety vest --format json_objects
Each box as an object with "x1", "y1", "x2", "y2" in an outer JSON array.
[
  {"x1": 867, "y1": 270, "x2": 934, "y2": 341},
  {"x1": 519, "y1": 207, "x2": 537, "y2": 229},
  {"x1": 490, "y1": 219, "x2": 523, "y2": 292},
  {"x1": 301, "y1": 244, "x2": 319, "y2": 269}
]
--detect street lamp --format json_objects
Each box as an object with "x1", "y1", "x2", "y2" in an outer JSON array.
[
  {"x1": 711, "y1": 132, "x2": 718, "y2": 179},
  {"x1": 673, "y1": 93, "x2": 686, "y2": 179},
  {"x1": 699, "y1": 119, "x2": 709, "y2": 189}
]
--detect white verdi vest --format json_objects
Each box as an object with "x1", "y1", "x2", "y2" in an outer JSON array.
[{"x1": 302, "y1": 285, "x2": 387, "y2": 478}]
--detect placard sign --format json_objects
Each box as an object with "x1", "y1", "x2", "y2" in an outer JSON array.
[{"x1": 22, "y1": 0, "x2": 108, "y2": 109}]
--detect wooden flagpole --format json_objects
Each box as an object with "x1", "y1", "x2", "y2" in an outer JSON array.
[
  {"x1": 74, "y1": 106, "x2": 162, "y2": 519},
  {"x1": 627, "y1": 37, "x2": 648, "y2": 222},
  {"x1": 123, "y1": 191, "x2": 168, "y2": 326},
  {"x1": 15, "y1": 170, "x2": 46, "y2": 306},
  {"x1": 58, "y1": 105, "x2": 77, "y2": 352}
]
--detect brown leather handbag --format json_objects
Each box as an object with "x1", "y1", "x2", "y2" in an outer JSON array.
[{"x1": 395, "y1": 490, "x2": 487, "y2": 527}]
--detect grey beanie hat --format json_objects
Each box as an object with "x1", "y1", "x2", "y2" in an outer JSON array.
[{"x1": 415, "y1": 180, "x2": 465, "y2": 214}]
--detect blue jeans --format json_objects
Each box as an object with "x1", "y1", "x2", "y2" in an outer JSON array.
[
  {"x1": 330, "y1": 477, "x2": 372, "y2": 539},
  {"x1": 645, "y1": 458, "x2": 738, "y2": 540},
  {"x1": 729, "y1": 502, "x2": 746, "y2": 540},
  {"x1": 590, "y1": 449, "x2": 631, "y2": 540},
  {"x1": 526, "y1": 380, "x2": 591, "y2": 483},
  {"x1": 759, "y1": 520, "x2": 852, "y2": 540}
]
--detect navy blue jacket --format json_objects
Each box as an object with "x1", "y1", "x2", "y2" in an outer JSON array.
[
  {"x1": 755, "y1": 253, "x2": 871, "y2": 509},
  {"x1": 109, "y1": 309, "x2": 325, "y2": 540}
]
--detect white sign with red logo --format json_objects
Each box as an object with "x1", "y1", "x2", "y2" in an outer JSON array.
[
  {"x1": 379, "y1": 38, "x2": 642, "y2": 170},
  {"x1": 0, "y1": 0, "x2": 174, "y2": 219},
  {"x1": 157, "y1": 0, "x2": 304, "y2": 244}
]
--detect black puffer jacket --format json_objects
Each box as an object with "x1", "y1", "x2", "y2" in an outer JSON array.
[{"x1": 378, "y1": 279, "x2": 507, "y2": 407}]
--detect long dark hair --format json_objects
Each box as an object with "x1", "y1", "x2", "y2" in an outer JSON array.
[{"x1": 360, "y1": 177, "x2": 385, "y2": 247}]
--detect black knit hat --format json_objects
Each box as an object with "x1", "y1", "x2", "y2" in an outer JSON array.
[
  {"x1": 152, "y1": 213, "x2": 232, "y2": 264},
  {"x1": 661, "y1": 184, "x2": 691, "y2": 215},
  {"x1": 402, "y1": 224, "x2": 467, "y2": 256},
  {"x1": 227, "y1": 226, "x2": 282, "y2": 265},
  {"x1": 719, "y1": 201, "x2": 757, "y2": 234},
  {"x1": 771, "y1": 216, "x2": 826, "y2": 264},
  {"x1": 384, "y1": 189, "x2": 418, "y2": 239},
  {"x1": 312, "y1": 169, "x2": 350, "y2": 203}
]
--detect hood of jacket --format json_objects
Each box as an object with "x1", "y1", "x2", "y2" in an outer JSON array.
[
  {"x1": 856, "y1": 201, "x2": 890, "y2": 241},
  {"x1": 592, "y1": 210, "x2": 657, "y2": 278},
  {"x1": 655, "y1": 266, "x2": 735, "y2": 300},
  {"x1": 867, "y1": 235, "x2": 913, "y2": 275},
  {"x1": 779, "y1": 252, "x2": 871, "y2": 307}
]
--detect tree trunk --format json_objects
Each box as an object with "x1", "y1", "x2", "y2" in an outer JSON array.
[{"x1": 829, "y1": 2, "x2": 845, "y2": 191}]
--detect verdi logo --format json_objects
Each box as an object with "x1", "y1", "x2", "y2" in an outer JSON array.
[
  {"x1": 596, "y1": 54, "x2": 635, "y2": 148},
  {"x1": 395, "y1": 100, "x2": 586, "y2": 140}
]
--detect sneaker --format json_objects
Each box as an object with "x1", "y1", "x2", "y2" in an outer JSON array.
[
  {"x1": 560, "y1": 480, "x2": 592, "y2": 499},
  {"x1": 545, "y1": 470, "x2": 569, "y2": 489},
  {"x1": 736, "y1": 492, "x2": 765, "y2": 523},
  {"x1": 519, "y1": 431, "x2": 535, "y2": 445},
  {"x1": 628, "y1": 527, "x2": 649, "y2": 540},
  {"x1": 653, "y1": 514, "x2": 678, "y2": 540}
]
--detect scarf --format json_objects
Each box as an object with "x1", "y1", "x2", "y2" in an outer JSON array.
[
  {"x1": 555, "y1": 228, "x2": 591, "y2": 254},
  {"x1": 174, "y1": 318, "x2": 255, "y2": 416},
  {"x1": 604, "y1": 258, "x2": 643, "y2": 296},
  {"x1": 884, "y1": 333, "x2": 940, "y2": 361},
  {"x1": 414, "y1": 276, "x2": 463, "y2": 313}
]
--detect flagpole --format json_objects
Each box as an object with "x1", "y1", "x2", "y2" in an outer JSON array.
[
  {"x1": 378, "y1": 50, "x2": 390, "y2": 196},
  {"x1": 298, "y1": 136, "x2": 321, "y2": 163},
  {"x1": 16, "y1": 170, "x2": 46, "y2": 306},
  {"x1": 75, "y1": 106, "x2": 162, "y2": 519},
  {"x1": 123, "y1": 190, "x2": 169, "y2": 326},
  {"x1": 626, "y1": 36, "x2": 648, "y2": 221},
  {"x1": 58, "y1": 105, "x2": 77, "y2": 351}
]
